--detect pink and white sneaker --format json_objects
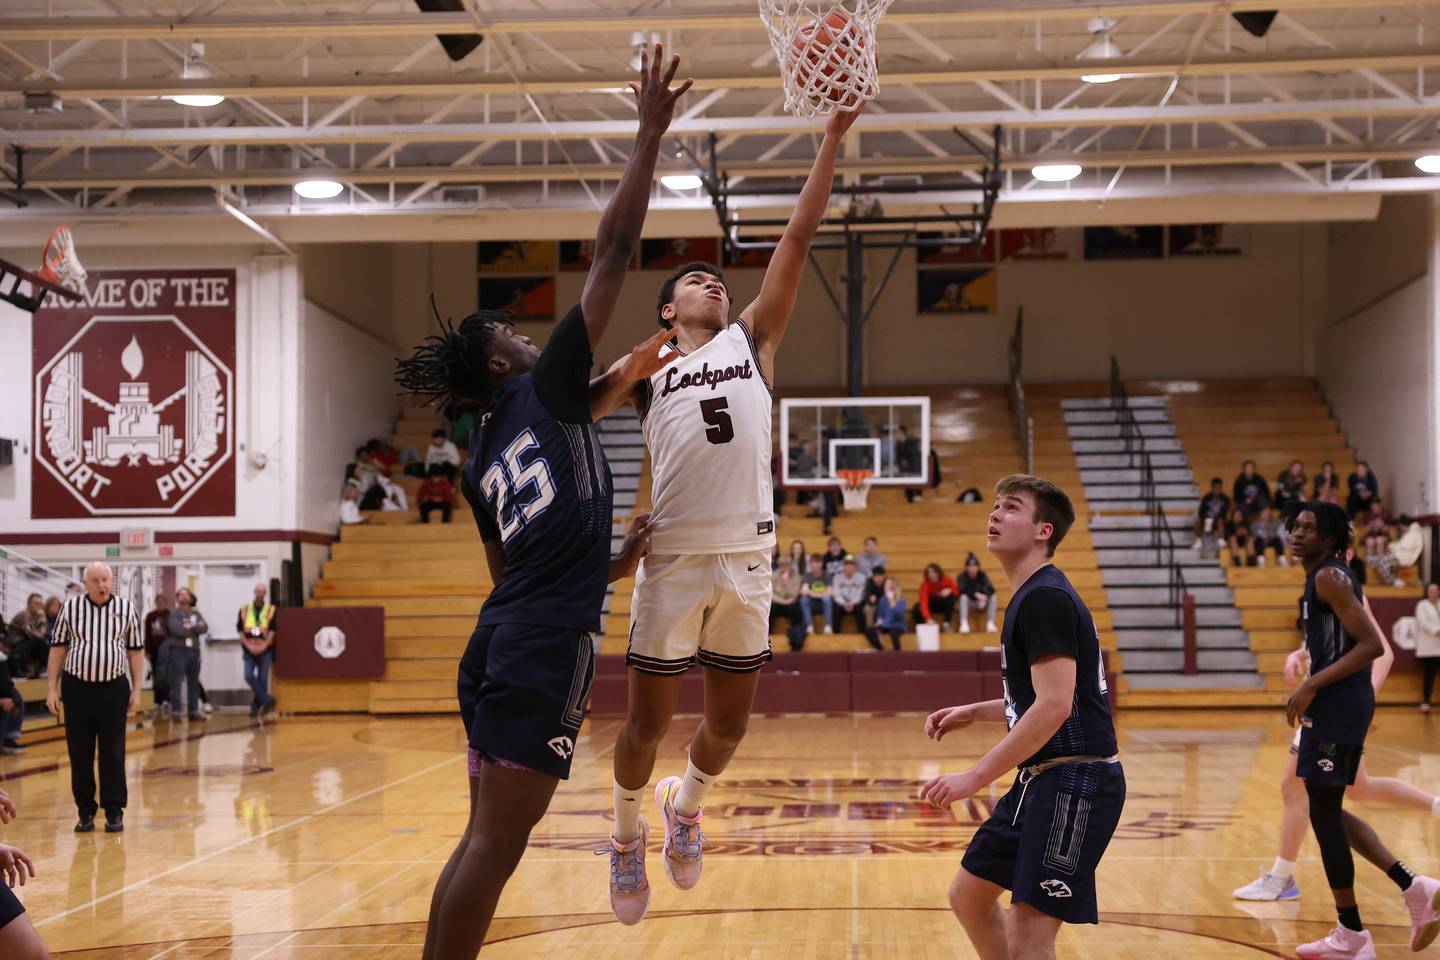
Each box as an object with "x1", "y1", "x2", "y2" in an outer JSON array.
[
  {"x1": 606, "y1": 818, "x2": 650, "y2": 926},
  {"x1": 1295, "y1": 926, "x2": 1376, "y2": 960},
  {"x1": 655, "y1": 775, "x2": 705, "y2": 890},
  {"x1": 1403, "y1": 874, "x2": 1440, "y2": 951}
]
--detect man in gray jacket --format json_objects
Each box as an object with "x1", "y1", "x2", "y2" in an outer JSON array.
[
  {"x1": 166, "y1": 589, "x2": 208, "y2": 721},
  {"x1": 830, "y1": 556, "x2": 868, "y2": 634}
]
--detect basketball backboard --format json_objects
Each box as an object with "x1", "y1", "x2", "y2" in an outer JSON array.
[
  {"x1": 779, "y1": 396, "x2": 930, "y2": 489},
  {"x1": 0, "y1": 255, "x2": 82, "y2": 313}
]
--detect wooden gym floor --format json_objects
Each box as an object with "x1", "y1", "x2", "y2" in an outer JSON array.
[{"x1": 3, "y1": 708, "x2": 1437, "y2": 958}]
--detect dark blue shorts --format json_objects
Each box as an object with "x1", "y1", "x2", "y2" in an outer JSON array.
[
  {"x1": 457, "y1": 622, "x2": 594, "y2": 781},
  {"x1": 0, "y1": 881, "x2": 24, "y2": 930},
  {"x1": 961, "y1": 759, "x2": 1126, "y2": 925},
  {"x1": 1296, "y1": 728, "x2": 1364, "y2": 787}
]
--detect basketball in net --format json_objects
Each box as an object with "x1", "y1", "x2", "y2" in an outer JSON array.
[
  {"x1": 759, "y1": 0, "x2": 892, "y2": 118},
  {"x1": 38, "y1": 225, "x2": 89, "y2": 299}
]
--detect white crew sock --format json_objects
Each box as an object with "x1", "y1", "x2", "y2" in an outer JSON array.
[
  {"x1": 674, "y1": 756, "x2": 718, "y2": 818},
  {"x1": 1272, "y1": 856, "x2": 1297, "y2": 880},
  {"x1": 613, "y1": 779, "x2": 645, "y2": 843}
]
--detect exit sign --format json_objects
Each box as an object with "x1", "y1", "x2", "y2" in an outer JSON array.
[
  {"x1": 105, "y1": 546, "x2": 120, "y2": 558},
  {"x1": 119, "y1": 528, "x2": 152, "y2": 549}
]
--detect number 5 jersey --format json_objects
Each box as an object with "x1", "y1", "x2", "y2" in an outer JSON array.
[
  {"x1": 461, "y1": 303, "x2": 612, "y2": 632},
  {"x1": 637, "y1": 319, "x2": 776, "y2": 556}
]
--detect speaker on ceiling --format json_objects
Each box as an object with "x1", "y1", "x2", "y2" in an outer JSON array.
[
  {"x1": 413, "y1": 0, "x2": 484, "y2": 62},
  {"x1": 1232, "y1": 11, "x2": 1278, "y2": 38}
]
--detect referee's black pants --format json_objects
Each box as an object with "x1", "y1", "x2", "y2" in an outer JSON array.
[{"x1": 61, "y1": 673, "x2": 130, "y2": 819}]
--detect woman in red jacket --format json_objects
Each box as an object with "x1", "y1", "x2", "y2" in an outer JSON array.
[{"x1": 913, "y1": 563, "x2": 958, "y2": 631}]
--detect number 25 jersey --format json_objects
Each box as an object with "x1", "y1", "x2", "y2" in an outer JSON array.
[
  {"x1": 461, "y1": 304, "x2": 613, "y2": 633},
  {"x1": 639, "y1": 320, "x2": 776, "y2": 555}
]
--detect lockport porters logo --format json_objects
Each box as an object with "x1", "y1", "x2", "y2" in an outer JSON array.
[{"x1": 32, "y1": 270, "x2": 236, "y2": 518}]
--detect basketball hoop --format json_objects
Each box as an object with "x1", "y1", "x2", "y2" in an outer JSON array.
[
  {"x1": 837, "y1": 468, "x2": 873, "y2": 510},
  {"x1": 38, "y1": 225, "x2": 89, "y2": 300},
  {"x1": 757, "y1": 0, "x2": 893, "y2": 118}
]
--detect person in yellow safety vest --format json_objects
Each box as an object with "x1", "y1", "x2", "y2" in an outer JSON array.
[{"x1": 237, "y1": 584, "x2": 277, "y2": 718}]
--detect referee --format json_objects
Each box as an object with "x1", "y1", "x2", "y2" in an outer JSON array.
[{"x1": 44, "y1": 562, "x2": 143, "y2": 834}]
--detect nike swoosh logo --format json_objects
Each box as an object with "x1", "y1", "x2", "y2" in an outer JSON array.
[{"x1": 748, "y1": 562, "x2": 763, "y2": 572}]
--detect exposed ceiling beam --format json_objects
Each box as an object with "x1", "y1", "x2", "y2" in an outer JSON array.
[
  {"x1": 1, "y1": 0, "x2": 1434, "y2": 41},
  {"x1": 9, "y1": 48, "x2": 1440, "y2": 100},
  {"x1": 20, "y1": 143, "x2": 1432, "y2": 190},
  {"x1": 10, "y1": 97, "x2": 1440, "y2": 150}
]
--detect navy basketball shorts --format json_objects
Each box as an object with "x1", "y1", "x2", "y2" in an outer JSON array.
[
  {"x1": 457, "y1": 622, "x2": 595, "y2": 781},
  {"x1": 0, "y1": 881, "x2": 24, "y2": 931},
  {"x1": 961, "y1": 759, "x2": 1126, "y2": 925},
  {"x1": 1296, "y1": 727, "x2": 1364, "y2": 787}
]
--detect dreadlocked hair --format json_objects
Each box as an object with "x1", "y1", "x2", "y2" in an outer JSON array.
[
  {"x1": 394, "y1": 301, "x2": 510, "y2": 411},
  {"x1": 1285, "y1": 499, "x2": 1353, "y2": 556}
]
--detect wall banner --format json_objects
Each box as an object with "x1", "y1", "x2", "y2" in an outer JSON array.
[{"x1": 32, "y1": 270, "x2": 237, "y2": 519}]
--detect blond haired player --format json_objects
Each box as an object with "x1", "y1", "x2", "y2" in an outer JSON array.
[{"x1": 588, "y1": 106, "x2": 862, "y2": 923}]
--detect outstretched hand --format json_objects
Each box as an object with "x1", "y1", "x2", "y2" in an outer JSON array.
[
  {"x1": 824, "y1": 101, "x2": 864, "y2": 140},
  {"x1": 618, "y1": 329, "x2": 676, "y2": 384},
  {"x1": 631, "y1": 43, "x2": 694, "y2": 136},
  {"x1": 613, "y1": 514, "x2": 654, "y2": 580}
]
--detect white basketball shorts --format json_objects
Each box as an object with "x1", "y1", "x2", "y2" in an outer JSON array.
[{"x1": 625, "y1": 550, "x2": 774, "y2": 676}]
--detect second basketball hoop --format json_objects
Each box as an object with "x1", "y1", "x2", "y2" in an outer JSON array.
[{"x1": 758, "y1": 0, "x2": 892, "y2": 118}]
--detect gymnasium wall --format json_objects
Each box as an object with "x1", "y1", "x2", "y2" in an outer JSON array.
[
  {"x1": 1316, "y1": 196, "x2": 1438, "y2": 517},
  {"x1": 387, "y1": 224, "x2": 1326, "y2": 389}
]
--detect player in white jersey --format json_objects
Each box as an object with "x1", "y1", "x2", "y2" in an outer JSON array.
[{"x1": 588, "y1": 104, "x2": 862, "y2": 924}]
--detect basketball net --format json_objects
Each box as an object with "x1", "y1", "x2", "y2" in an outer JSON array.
[
  {"x1": 837, "y1": 469, "x2": 873, "y2": 510},
  {"x1": 39, "y1": 225, "x2": 89, "y2": 299},
  {"x1": 758, "y1": 0, "x2": 893, "y2": 118}
]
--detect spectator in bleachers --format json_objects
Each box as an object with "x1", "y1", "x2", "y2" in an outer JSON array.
[
  {"x1": 856, "y1": 537, "x2": 888, "y2": 578},
  {"x1": 769, "y1": 555, "x2": 806, "y2": 652},
  {"x1": 914, "y1": 563, "x2": 958, "y2": 631},
  {"x1": 375, "y1": 474, "x2": 409, "y2": 512},
  {"x1": 785, "y1": 538, "x2": 808, "y2": 572},
  {"x1": 790, "y1": 438, "x2": 819, "y2": 480},
  {"x1": 830, "y1": 556, "x2": 868, "y2": 634},
  {"x1": 867, "y1": 577, "x2": 907, "y2": 652},
  {"x1": 800, "y1": 556, "x2": 833, "y2": 636},
  {"x1": 1415, "y1": 583, "x2": 1440, "y2": 712},
  {"x1": 1363, "y1": 499, "x2": 1393, "y2": 559},
  {"x1": 0, "y1": 638, "x2": 23, "y2": 755},
  {"x1": 6, "y1": 595, "x2": 47, "y2": 680},
  {"x1": 450, "y1": 408, "x2": 477, "y2": 446},
  {"x1": 1194, "y1": 477, "x2": 1230, "y2": 550},
  {"x1": 821, "y1": 537, "x2": 848, "y2": 581},
  {"x1": 1346, "y1": 460, "x2": 1379, "y2": 519},
  {"x1": 1362, "y1": 500, "x2": 1410, "y2": 587},
  {"x1": 956, "y1": 553, "x2": 997, "y2": 634},
  {"x1": 1313, "y1": 460, "x2": 1339, "y2": 499},
  {"x1": 898, "y1": 426, "x2": 923, "y2": 502},
  {"x1": 1274, "y1": 460, "x2": 1307, "y2": 515},
  {"x1": 339, "y1": 481, "x2": 368, "y2": 526},
  {"x1": 417, "y1": 464, "x2": 456, "y2": 525},
  {"x1": 425, "y1": 428, "x2": 461, "y2": 481},
  {"x1": 862, "y1": 564, "x2": 888, "y2": 613},
  {"x1": 1226, "y1": 508, "x2": 1254, "y2": 567},
  {"x1": 41, "y1": 597, "x2": 60, "y2": 655},
  {"x1": 365, "y1": 438, "x2": 399, "y2": 470},
  {"x1": 352, "y1": 446, "x2": 385, "y2": 491},
  {"x1": 1249, "y1": 507, "x2": 1288, "y2": 566},
  {"x1": 1232, "y1": 460, "x2": 1270, "y2": 517}
]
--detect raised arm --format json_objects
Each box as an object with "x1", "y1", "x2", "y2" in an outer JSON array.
[
  {"x1": 579, "y1": 45, "x2": 692, "y2": 349},
  {"x1": 1285, "y1": 568, "x2": 1384, "y2": 725},
  {"x1": 739, "y1": 106, "x2": 862, "y2": 376}
]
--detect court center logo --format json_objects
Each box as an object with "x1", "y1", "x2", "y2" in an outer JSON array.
[
  {"x1": 35, "y1": 315, "x2": 231, "y2": 515},
  {"x1": 314, "y1": 626, "x2": 347, "y2": 660}
]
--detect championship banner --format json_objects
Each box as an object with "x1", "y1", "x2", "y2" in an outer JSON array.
[
  {"x1": 275, "y1": 606, "x2": 386, "y2": 679},
  {"x1": 32, "y1": 270, "x2": 236, "y2": 518}
]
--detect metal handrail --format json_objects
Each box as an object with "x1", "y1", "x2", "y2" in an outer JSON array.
[
  {"x1": 0, "y1": 545, "x2": 81, "y2": 620},
  {"x1": 1108, "y1": 357, "x2": 1188, "y2": 627}
]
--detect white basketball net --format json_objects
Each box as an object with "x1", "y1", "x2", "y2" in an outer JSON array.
[
  {"x1": 40, "y1": 225, "x2": 89, "y2": 299},
  {"x1": 758, "y1": 0, "x2": 893, "y2": 118},
  {"x1": 839, "y1": 474, "x2": 872, "y2": 510}
]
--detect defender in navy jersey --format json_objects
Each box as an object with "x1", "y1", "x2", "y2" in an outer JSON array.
[
  {"x1": 1282, "y1": 502, "x2": 1440, "y2": 959},
  {"x1": 394, "y1": 46, "x2": 692, "y2": 960},
  {"x1": 923, "y1": 476, "x2": 1124, "y2": 955}
]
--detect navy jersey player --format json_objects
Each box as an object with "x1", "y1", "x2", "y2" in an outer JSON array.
[
  {"x1": 922, "y1": 475, "x2": 1124, "y2": 960},
  {"x1": 394, "y1": 46, "x2": 691, "y2": 960},
  {"x1": 1281, "y1": 501, "x2": 1439, "y2": 960}
]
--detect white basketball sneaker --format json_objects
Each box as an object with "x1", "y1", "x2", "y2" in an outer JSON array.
[
  {"x1": 1295, "y1": 926, "x2": 1376, "y2": 960},
  {"x1": 1234, "y1": 871, "x2": 1301, "y2": 901},
  {"x1": 1403, "y1": 874, "x2": 1440, "y2": 951}
]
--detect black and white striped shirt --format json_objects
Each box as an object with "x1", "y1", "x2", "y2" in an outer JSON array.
[{"x1": 51, "y1": 594, "x2": 142, "y2": 682}]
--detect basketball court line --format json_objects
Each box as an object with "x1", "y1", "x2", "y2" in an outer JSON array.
[{"x1": 35, "y1": 749, "x2": 462, "y2": 927}]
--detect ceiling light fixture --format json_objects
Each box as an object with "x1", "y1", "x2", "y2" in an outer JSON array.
[
  {"x1": 1415, "y1": 155, "x2": 1440, "y2": 174},
  {"x1": 166, "y1": 41, "x2": 226, "y2": 107},
  {"x1": 1031, "y1": 163, "x2": 1082, "y2": 182},
  {"x1": 661, "y1": 174, "x2": 703, "y2": 190},
  {"x1": 294, "y1": 179, "x2": 345, "y2": 200},
  {"x1": 1078, "y1": 18, "x2": 1125, "y2": 84}
]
